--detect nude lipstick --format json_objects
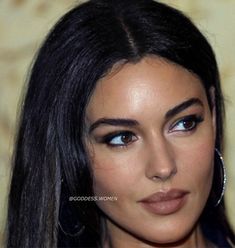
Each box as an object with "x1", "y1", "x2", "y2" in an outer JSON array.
[{"x1": 139, "y1": 189, "x2": 189, "y2": 215}]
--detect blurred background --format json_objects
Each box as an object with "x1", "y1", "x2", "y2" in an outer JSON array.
[{"x1": 0, "y1": 0, "x2": 234, "y2": 246}]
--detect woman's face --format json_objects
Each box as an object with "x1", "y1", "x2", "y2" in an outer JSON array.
[{"x1": 85, "y1": 57, "x2": 216, "y2": 246}]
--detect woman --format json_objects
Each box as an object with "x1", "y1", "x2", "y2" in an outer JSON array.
[{"x1": 7, "y1": 0, "x2": 235, "y2": 247}]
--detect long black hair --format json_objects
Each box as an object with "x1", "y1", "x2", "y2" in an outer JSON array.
[{"x1": 7, "y1": 0, "x2": 235, "y2": 247}]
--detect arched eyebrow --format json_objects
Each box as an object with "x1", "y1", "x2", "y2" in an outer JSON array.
[
  {"x1": 165, "y1": 98, "x2": 203, "y2": 120},
  {"x1": 89, "y1": 118, "x2": 139, "y2": 133},
  {"x1": 88, "y1": 98, "x2": 203, "y2": 133}
]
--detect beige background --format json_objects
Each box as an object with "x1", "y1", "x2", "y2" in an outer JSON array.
[{"x1": 0, "y1": 0, "x2": 234, "y2": 246}]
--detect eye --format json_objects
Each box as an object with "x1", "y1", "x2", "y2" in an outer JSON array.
[
  {"x1": 102, "y1": 131, "x2": 138, "y2": 147},
  {"x1": 169, "y1": 115, "x2": 204, "y2": 133}
]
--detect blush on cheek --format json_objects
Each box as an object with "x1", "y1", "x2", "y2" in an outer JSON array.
[
  {"x1": 92, "y1": 169, "x2": 119, "y2": 198},
  {"x1": 195, "y1": 154, "x2": 214, "y2": 205},
  {"x1": 197, "y1": 148, "x2": 214, "y2": 179},
  {"x1": 92, "y1": 175, "x2": 122, "y2": 217}
]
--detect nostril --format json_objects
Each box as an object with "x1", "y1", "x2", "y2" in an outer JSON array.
[
  {"x1": 144, "y1": 137, "x2": 177, "y2": 181},
  {"x1": 151, "y1": 166, "x2": 177, "y2": 182}
]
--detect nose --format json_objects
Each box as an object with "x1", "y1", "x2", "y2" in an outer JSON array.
[{"x1": 145, "y1": 137, "x2": 177, "y2": 182}]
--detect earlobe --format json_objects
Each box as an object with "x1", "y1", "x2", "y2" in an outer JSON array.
[{"x1": 209, "y1": 86, "x2": 217, "y2": 139}]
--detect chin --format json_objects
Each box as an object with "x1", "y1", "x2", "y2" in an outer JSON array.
[
  {"x1": 131, "y1": 221, "x2": 196, "y2": 246},
  {"x1": 138, "y1": 230, "x2": 193, "y2": 247}
]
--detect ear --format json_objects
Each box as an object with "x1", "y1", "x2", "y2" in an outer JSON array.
[{"x1": 209, "y1": 86, "x2": 216, "y2": 140}]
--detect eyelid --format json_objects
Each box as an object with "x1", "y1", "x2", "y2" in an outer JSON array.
[
  {"x1": 168, "y1": 114, "x2": 204, "y2": 133},
  {"x1": 101, "y1": 130, "x2": 138, "y2": 147}
]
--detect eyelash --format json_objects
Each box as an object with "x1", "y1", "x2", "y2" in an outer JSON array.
[
  {"x1": 101, "y1": 131, "x2": 137, "y2": 147},
  {"x1": 100, "y1": 114, "x2": 204, "y2": 147},
  {"x1": 169, "y1": 114, "x2": 204, "y2": 133}
]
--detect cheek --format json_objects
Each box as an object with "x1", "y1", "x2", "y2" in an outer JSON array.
[
  {"x1": 91, "y1": 164, "x2": 128, "y2": 216},
  {"x1": 176, "y1": 133, "x2": 215, "y2": 201},
  {"x1": 91, "y1": 154, "x2": 138, "y2": 197},
  {"x1": 90, "y1": 149, "x2": 144, "y2": 216},
  {"x1": 194, "y1": 142, "x2": 214, "y2": 194},
  {"x1": 90, "y1": 143, "x2": 143, "y2": 195}
]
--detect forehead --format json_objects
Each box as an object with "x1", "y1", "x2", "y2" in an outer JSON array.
[{"x1": 86, "y1": 57, "x2": 206, "y2": 119}]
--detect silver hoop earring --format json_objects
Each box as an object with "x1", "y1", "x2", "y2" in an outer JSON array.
[
  {"x1": 214, "y1": 148, "x2": 227, "y2": 207},
  {"x1": 58, "y1": 221, "x2": 85, "y2": 237}
]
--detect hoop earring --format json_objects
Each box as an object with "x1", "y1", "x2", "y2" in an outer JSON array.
[
  {"x1": 58, "y1": 221, "x2": 85, "y2": 237},
  {"x1": 214, "y1": 148, "x2": 227, "y2": 207},
  {"x1": 58, "y1": 178, "x2": 86, "y2": 237}
]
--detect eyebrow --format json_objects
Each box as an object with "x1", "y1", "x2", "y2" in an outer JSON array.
[
  {"x1": 165, "y1": 98, "x2": 203, "y2": 119},
  {"x1": 88, "y1": 97, "x2": 203, "y2": 133},
  {"x1": 89, "y1": 118, "x2": 139, "y2": 133}
]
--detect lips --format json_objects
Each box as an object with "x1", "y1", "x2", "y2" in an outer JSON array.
[{"x1": 139, "y1": 189, "x2": 189, "y2": 215}]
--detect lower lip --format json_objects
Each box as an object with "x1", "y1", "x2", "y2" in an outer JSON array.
[{"x1": 140, "y1": 195, "x2": 188, "y2": 215}]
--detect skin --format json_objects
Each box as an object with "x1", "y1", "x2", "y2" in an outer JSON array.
[{"x1": 85, "y1": 57, "x2": 216, "y2": 248}]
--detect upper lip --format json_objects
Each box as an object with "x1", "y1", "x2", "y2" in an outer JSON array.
[{"x1": 139, "y1": 189, "x2": 189, "y2": 203}]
